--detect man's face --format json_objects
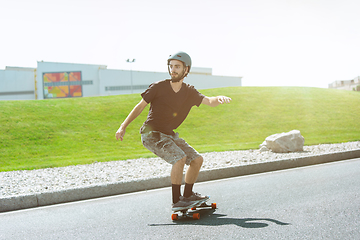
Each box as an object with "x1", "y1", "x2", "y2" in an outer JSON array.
[{"x1": 169, "y1": 60, "x2": 187, "y2": 80}]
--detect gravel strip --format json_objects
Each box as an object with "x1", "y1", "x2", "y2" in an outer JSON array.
[{"x1": 1, "y1": 141, "x2": 359, "y2": 198}]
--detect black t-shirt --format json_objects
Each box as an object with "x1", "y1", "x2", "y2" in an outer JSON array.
[{"x1": 140, "y1": 79, "x2": 205, "y2": 136}]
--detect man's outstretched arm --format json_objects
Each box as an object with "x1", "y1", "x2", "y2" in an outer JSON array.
[
  {"x1": 115, "y1": 98, "x2": 148, "y2": 141},
  {"x1": 201, "y1": 96, "x2": 232, "y2": 107}
]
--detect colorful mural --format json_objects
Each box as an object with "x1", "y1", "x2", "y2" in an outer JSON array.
[{"x1": 43, "y1": 71, "x2": 82, "y2": 98}]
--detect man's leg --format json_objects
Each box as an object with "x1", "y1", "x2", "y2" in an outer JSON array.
[
  {"x1": 171, "y1": 156, "x2": 186, "y2": 185},
  {"x1": 171, "y1": 157, "x2": 186, "y2": 204},
  {"x1": 171, "y1": 156, "x2": 204, "y2": 201},
  {"x1": 171, "y1": 156, "x2": 199, "y2": 210},
  {"x1": 185, "y1": 156, "x2": 203, "y2": 184},
  {"x1": 141, "y1": 132, "x2": 199, "y2": 208},
  {"x1": 184, "y1": 156, "x2": 203, "y2": 198}
]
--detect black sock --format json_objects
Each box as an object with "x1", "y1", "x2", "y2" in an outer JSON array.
[
  {"x1": 172, "y1": 184, "x2": 181, "y2": 204},
  {"x1": 183, "y1": 183, "x2": 194, "y2": 198}
]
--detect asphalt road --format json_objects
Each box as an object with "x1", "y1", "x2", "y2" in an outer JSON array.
[{"x1": 1, "y1": 158, "x2": 360, "y2": 239}]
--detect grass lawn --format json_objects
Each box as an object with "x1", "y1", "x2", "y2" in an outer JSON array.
[{"x1": 0, "y1": 86, "x2": 359, "y2": 171}]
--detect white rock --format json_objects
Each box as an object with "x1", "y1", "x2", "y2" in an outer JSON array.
[
  {"x1": 260, "y1": 146, "x2": 269, "y2": 152},
  {"x1": 259, "y1": 141, "x2": 269, "y2": 152},
  {"x1": 264, "y1": 130, "x2": 305, "y2": 153}
]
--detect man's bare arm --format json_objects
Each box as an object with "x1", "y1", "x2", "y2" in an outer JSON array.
[
  {"x1": 115, "y1": 99, "x2": 148, "y2": 141},
  {"x1": 201, "y1": 96, "x2": 232, "y2": 107}
]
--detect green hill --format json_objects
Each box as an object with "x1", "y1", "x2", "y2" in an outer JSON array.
[{"x1": 0, "y1": 87, "x2": 359, "y2": 171}]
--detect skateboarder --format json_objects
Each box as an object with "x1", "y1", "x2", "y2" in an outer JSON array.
[{"x1": 115, "y1": 52, "x2": 231, "y2": 211}]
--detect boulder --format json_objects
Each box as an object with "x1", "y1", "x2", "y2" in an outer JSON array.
[{"x1": 261, "y1": 130, "x2": 305, "y2": 153}]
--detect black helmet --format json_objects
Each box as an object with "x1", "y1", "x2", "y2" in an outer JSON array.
[{"x1": 167, "y1": 52, "x2": 192, "y2": 82}]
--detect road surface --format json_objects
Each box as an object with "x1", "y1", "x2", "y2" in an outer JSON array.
[{"x1": 1, "y1": 158, "x2": 359, "y2": 239}]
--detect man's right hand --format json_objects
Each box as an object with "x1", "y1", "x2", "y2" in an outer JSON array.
[{"x1": 115, "y1": 126, "x2": 126, "y2": 141}]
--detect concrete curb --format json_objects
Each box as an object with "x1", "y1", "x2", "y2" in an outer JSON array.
[{"x1": 1, "y1": 149, "x2": 360, "y2": 213}]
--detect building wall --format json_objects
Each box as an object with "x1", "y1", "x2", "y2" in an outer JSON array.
[
  {"x1": 36, "y1": 61, "x2": 107, "y2": 99},
  {"x1": 98, "y1": 69, "x2": 242, "y2": 96},
  {"x1": 99, "y1": 69, "x2": 168, "y2": 96},
  {"x1": 0, "y1": 68, "x2": 35, "y2": 100},
  {"x1": 1, "y1": 61, "x2": 242, "y2": 100}
]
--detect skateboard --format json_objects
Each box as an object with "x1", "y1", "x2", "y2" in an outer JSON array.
[{"x1": 171, "y1": 198, "x2": 217, "y2": 220}]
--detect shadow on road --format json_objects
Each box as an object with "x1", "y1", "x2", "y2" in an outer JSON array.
[{"x1": 149, "y1": 209, "x2": 290, "y2": 228}]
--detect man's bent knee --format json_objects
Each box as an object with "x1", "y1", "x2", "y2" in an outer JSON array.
[
  {"x1": 173, "y1": 156, "x2": 186, "y2": 166},
  {"x1": 190, "y1": 156, "x2": 203, "y2": 168}
]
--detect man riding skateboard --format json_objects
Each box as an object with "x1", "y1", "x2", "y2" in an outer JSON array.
[{"x1": 115, "y1": 52, "x2": 231, "y2": 211}]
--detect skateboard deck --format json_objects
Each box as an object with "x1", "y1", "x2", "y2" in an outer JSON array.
[{"x1": 171, "y1": 198, "x2": 217, "y2": 220}]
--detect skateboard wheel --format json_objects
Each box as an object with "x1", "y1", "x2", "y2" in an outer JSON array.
[
  {"x1": 171, "y1": 214, "x2": 178, "y2": 220},
  {"x1": 192, "y1": 213, "x2": 200, "y2": 220},
  {"x1": 191, "y1": 207, "x2": 196, "y2": 210},
  {"x1": 211, "y1": 203, "x2": 217, "y2": 209}
]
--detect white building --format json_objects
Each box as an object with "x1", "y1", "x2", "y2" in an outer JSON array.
[
  {"x1": 0, "y1": 67, "x2": 36, "y2": 100},
  {"x1": 0, "y1": 61, "x2": 242, "y2": 100},
  {"x1": 328, "y1": 76, "x2": 360, "y2": 91}
]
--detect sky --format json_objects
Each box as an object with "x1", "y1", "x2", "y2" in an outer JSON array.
[{"x1": 1, "y1": 0, "x2": 360, "y2": 88}]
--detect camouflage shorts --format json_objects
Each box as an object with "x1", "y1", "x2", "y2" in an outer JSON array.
[{"x1": 141, "y1": 131, "x2": 201, "y2": 165}]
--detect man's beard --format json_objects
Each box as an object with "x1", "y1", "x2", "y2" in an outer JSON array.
[
  {"x1": 171, "y1": 73, "x2": 182, "y2": 82},
  {"x1": 170, "y1": 71, "x2": 185, "y2": 82}
]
